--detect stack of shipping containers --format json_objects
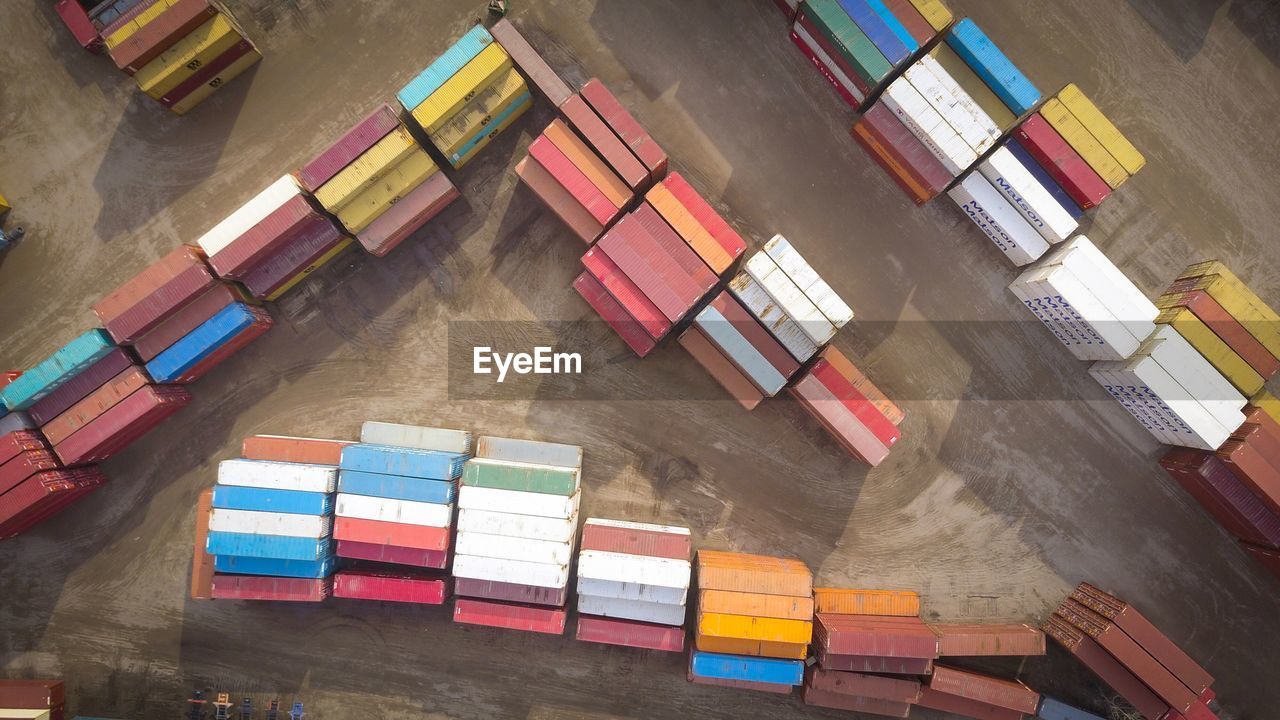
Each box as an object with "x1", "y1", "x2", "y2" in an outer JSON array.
[
  {"x1": 789, "y1": 346, "x2": 903, "y2": 466},
  {"x1": 452, "y1": 436, "x2": 582, "y2": 635},
  {"x1": 918, "y1": 665, "x2": 1041, "y2": 719},
  {"x1": 575, "y1": 519, "x2": 692, "y2": 652},
  {"x1": 297, "y1": 106, "x2": 459, "y2": 258},
  {"x1": 688, "y1": 551, "x2": 813, "y2": 694},
  {"x1": 682, "y1": 289, "x2": 800, "y2": 411},
  {"x1": 520, "y1": 117, "x2": 634, "y2": 245}
]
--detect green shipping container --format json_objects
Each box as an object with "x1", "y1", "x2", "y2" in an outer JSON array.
[
  {"x1": 804, "y1": 0, "x2": 893, "y2": 86},
  {"x1": 461, "y1": 459, "x2": 579, "y2": 496}
]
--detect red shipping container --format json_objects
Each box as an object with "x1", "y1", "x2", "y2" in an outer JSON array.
[
  {"x1": 192, "y1": 488, "x2": 214, "y2": 599},
  {"x1": 790, "y1": 27, "x2": 863, "y2": 112},
  {"x1": 335, "y1": 540, "x2": 448, "y2": 569},
  {"x1": 298, "y1": 105, "x2": 403, "y2": 192},
  {"x1": 805, "y1": 667, "x2": 921, "y2": 703},
  {"x1": 929, "y1": 623, "x2": 1047, "y2": 656},
  {"x1": 333, "y1": 569, "x2": 450, "y2": 604},
  {"x1": 453, "y1": 577, "x2": 568, "y2": 607},
  {"x1": 802, "y1": 687, "x2": 911, "y2": 717},
  {"x1": 207, "y1": 195, "x2": 320, "y2": 279},
  {"x1": 1237, "y1": 407, "x2": 1280, "y2": 466},
  {"x1": 579, "y1": 78, "x2": 668, "y2": 180},
  {"x1": 631, "y1": 202, "x2": 717, "y2": 293},
  {"x1": 660, "y1": 173, "x2": 747, "y2": 268},
  {"x1": 1167, "y1": 291, "x2": 1280, "y2": 378},
  {"x1": 453, "y1": 598, "x2": 567, "y2": 634},
  {"x1": 581, "y1": 247, "x2": 670, "y2": 340},
  {"x1": 528, "y1": 134, "x2": 621, "y2": 226},
  {"x1": 1015, "y1": 115, "x2": 1112, "y2": 209},
  {"x1": 815, "y1": 648, "x2": 933, "y2": 675},
  {"x1": 1160, "y1": 449, "x2": 1280, "y2": 547},
  {"x1": 106, "y1": 263, "x2": 218, "y2": 344},
  {"x1": 0, "y1": 430, "x2": 48, "y2": 467},
  {"x1": 815, "y1": 614, "x2": 938, "y2": 658},
  {"x1": 579, "y1": 522, "x2": 691, "y2": 560},
  {"x1": 1216, "y1": 439, "x2": 1280, "y2": 515},
  {"x1": 55, "y1": 0, "x2": 100, "y2": 50},
  {"x1": 54, "y1": 385, "x2": 191, "y2": 466},
  {"x1": 560, "y1": 95, "x2": 649, "y2": 191},
  {"x1": 241, "y1": 435, "x2": 352, "y2": 465},
  {"x1": 791, "y1": 375, "x2": 889, "y2": 465},
  {"x1": 709, "y1": 291, "x2": 800, "y2": 379},
  {"x1": 0, "y1": 469, "x2": 106, "y2": 538},
  {"x1": 1241, "y1": 541, "x2": 1280, "y2": 581},
  {"x1": 821, "y1": 345, "x2": 905, "y2": 426},
  {"x1": 28, "y1": 349, "x2": 133, "y2": 427},
  {"x1": 357, "y1": 170, "x2": 459, "y2": 257},
  {"x1": 94, "y1": 246, "x2": 203, "y2": 323},
  {"x1": 333, "y1": 516, "x2": 451, "y2": 552},
  {"x1": 132, "y1": 284, "x2": 253, "y2": 362},
  {"x1": 678, "y1": 326, "x2": 764, "y2": 411},
  {"x1": 108, "y1": 0, "x2": 219, "y2": 74},
  {"x1": 929, "y1": 665, "x2": 1039, "y2": 713},
  {"x1": 572, "y1": 272, "x2": 657, "y2": 358},
  {"x1": 854, "y1": 102, "x2": 952, "y2": 203},
  {"x1": 852, "y1": 119, "x2": 932, "y2": 205},
  {"x1": 240, "y1": 215, "x2": 346, "y2": 299},
  {"x1": 1043, "y1": 616, "x2": 1171, "y2": 720},
  {"x1": 916, "y1": 687, "x2": 1026, "y2": 720},
  {"x1": 43, "y1": 366, "x2": 150, "y2": 445},
  {"x1": 210, "y1": 575, "x2": 332, "y2": 602},
  {"x1": 0, "y1": 474, "x2": 104, "y2": 539},
  {"x1": 0, "y1": 449, "x2": 61, "y2": 496},
  {"x1": 489, "y1": 19, "x2": 573, "y2": 107},
  {"x1": 1230, "y1": 425, "x2": 1280, "y2": 483},
  {"x1": 158, "y1": 37, "x2": 256, "y2": 108},
  {"x1": 598, "y1": 215, "x2": 699, "y2": 323},
  {"x1": 811, "y1": 360, "x2": 900, "y2": 448},
  {"x1": 575, "y1": 615, "x2": 685, "y2": 652},
  {"x1": 796, "y1": 9, "x2": 874, "y2": 101},
  {"x1": 515, "y1": 156, "x2": 604, "y2": 244},
  {"x1": 0, "y1": 679, "x2": 65, "y2": 708},
  {"x1": 175, "y1": 307, "x2": 273, "y2": 383}
]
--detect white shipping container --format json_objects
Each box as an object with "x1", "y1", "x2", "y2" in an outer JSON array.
[
  {"x1": 1008, "y1": 280, "x2": 1083, "y2": 349},
  {"x1": 577, "y1": 593, "x2": 687, "y2": 626},
  {"x1": 217, "y1": 459, "x2": 337, "y2": 493},
  {"x1": 880, "y1": 80, "x2": 976, "y2": 175},
  {"x1": 455, "y1": 530, "x2": 573, "y2": 565},
  {"x1": 585, "y1": 518, "x2": 691, "y2": 535},
  {"x1": 979, "y1": 147, "x2": 1079, "y2": 244},
  {"x1": 577, "y1": 550, "x2": 691, "y2": 589},
  {"x1": 1099, "y1": 356, "x2": 1231, "y2": 450},
  {"x1": 904, "y1": 64, "x2": 993, "y2": 153},
  {"x1": 196, "y1": 175, "x2": 302, "y2": 257},
  {"x1": 696, "y1": 305, "x2": 787, "y2": 396},
  {"x1": 576, "y1": 576, "x2": 688, "y2": 605},
  {"x1": 792, "y1": 23, "x2": 866, "y2": 105},
  {"x1": 1090, "y1": 365, "x2": 1178, "y2": 444},
  {"x1": 360, "y1": 421, "x2": 473, "y2": 454},
  {"x1": 950, "y1": 173, "x2": 1050, "y2": 266},
  {"x1": 457, "y1": 508, "x2": 579, "y2": 543},
  {"x1": 916, "y1": 54, "x2": 1002, "y2": 143},
  {"x1": 208, "y1": 508, "x2": 332, "y2": 538},
  {"x1": 457, "y1": 486, "x2": 580, "y2": 519},
  {"x1": 745, "y1": 252, "x2": 835, "y2": 345},
  {"x1": 1144, "y1": 327, "x2": 1247, "y2": 425},
  {"x1": 1020, "y1": 265, "x2": 1137, "y2": 360},
  {"x1": 452, "y1": 553, "x2": 569, "y2": 589},
  {"x1": 728, "y1": 272, "x2": 819, "y2": 363},
  {"x1": 1042, "y1": 238, "x2": 1158, "y2": 340},
  {"x1": 763, "y1": 235, "x2": 854, "y2": 329},
  {"x1": 334, "y1": 493, "x2": 453, "y2": 527},
  {"x1": 476, "y1": 436, "x2": 583, "y2": 468}
]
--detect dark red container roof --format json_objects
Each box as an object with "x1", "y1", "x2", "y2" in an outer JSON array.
[
  {"x1": 0, "y1": 449, "x2": 61, "y2": 496},
  {"x1": 333, "y1": 569, "x2": 451, "y2": 604},
  {"x1": 515, "y1": 156, "x2": 604, "y2": 244},
  {"x1": 1043, "y1": 616, "x2": 1171, "y2": 720},
  {"x1": 131, "y1": 283, "x2": 251, "y2": 362},
  {"x1": 572, "y1": 271, "x2": 656, "y2": 358},
  {"x1": 1015, "y1": 114, "x2": 1111, "y2": 209},
  {"x1": 929, "y1": 664, "x2": 1039, "y2": 713},
  {"x1": 560, "y1": 95, "x2": 649, "y2": 191},
  {"x1": 298, "y1": 104, "x2": 402, "y2": 192},
  {"x1": 597, "y1": 214, "x2": 698, "y2": 323},
  {"x1": 815, "y1": 614, "x2": 938, "y2": 658},
  {"x1": 916, "y1": 686, "x2": 1026, "y2": 720},
  {"x1": 579, "y1": 78, "x2": 667, "y2": 180},
  {"x1": 43, "y1": 366, "x2": 150, "y2": 445},
  {"x1": 53, "y1": 385, "x2": 191, "y2": 466},
  {"x1": 0, "y1": 468, "x2": 106, "y2": 539},
  {"x1": 208, "y1": 195, "x2": 319, "y2": 279},
  {"x1": 855, "y1": 102, "x2": 952, "y2": 202},
  {"x1": 105, "y1": 262, "x2": 217, "y2": 344},
  {"x1": 335, "y1": 540, "x2": 448, "y2": 569},
  {"x1": 0, "y1": 430, "x2": 49, "y2": 467},
  {"x1": 210, "y1": 575, "x2": 332, "y2": 602},
  {"x1": 579, "y1": 522, "x2": 691, "y2": 560},
  {"x1": 453, "y1": 577, "x2": 568, "y2": 607},
  {"x1": 580, "y1": 247, "x2": 670, "y2": 341},
  {"x1": 575, "y1": 615, "x2": 685, "y2": 652},
  {"x1": 0, "y1": 679, "x2": 65, "y2": 709},
  {"x1": 453, "y1": 598, "x2": 567, "y2": 635},
  {"x1": 240, "y1": 216, "x2": 345, "y2": 299},
  {"x1": 108, "y1": 0, "x2": 219, "y2": 74},
  {"x1": 804, "y1": 667, "x2": 921, "y2": 703}
]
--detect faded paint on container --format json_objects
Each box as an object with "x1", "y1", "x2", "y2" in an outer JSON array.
[
  {"x1": 212, "y1": 484, "x2": 333, "y2": 516},
  {"x1": 333, "y1": 570, "x2": 450, "y2": 604},
  {"x1": 816, "y1": 648, "x2": 933, "y2": 674},
  {"x1": 489, "y1": 19, "x2": 572, "y2": 107},
  {"x1": 805, "y1": 667, "x2": 921, "y2": 703},
  {"x1": 580, "y1": 519, "x2": 692, "y2": 560},
  {"x1": 1043, "y1": 616, "x2": 1172, "y2": 720},
  {"x1": 335, "y1": 151, "x2": 437, "y2": 234},
  {"x1": 110, "y1": 0, "x2": 218, "y2": 74},
  {"x1": 27, "y1": 349, "x2": 132, "y2": 427},
  {"x1": 314, "y1": 127, "x2": 419, "y2": 212},
  {"x1": 802, "y1": 687, "x2": 911, "y2": 717},
  {"x1": 577, "y1": 594, "x2": 686, "y2": 626},
  {"x1": 42, "y1": 366, "x2": 151, "y2": 445},
  {"x1": 929, "y1": 623, "x2": 1046, "y2": 656},
  {"x1": 573, "y1": 271, "x2": 657, "y2": 358},
  {"x1": 430, "y1": 72, "x2": 529, "y2": 160},
  {"x1": 356, "y1": 170, "x2": 460, "y2": 257},
  {"x1": 813, "y1": 587, "x2": 919, "y2": 616},
  {"x1": 576, "y1": 615, "x2": 685, "y2": 652},
  {"x1": 852, "y1": 103, "x2": 946, "y2": 204},
  {"x1": 135, "y1": 14, "x2": 241, "y2": 98},
  {"x1": 816, "y1": 613, "x2": 939, "y2": 658},
  {"x1": 158, "y1": 37, "x2": 255, "y2": 109},
  {"x1": 580, "y1": 78, "x2": 668, "y2": 179},
  {"x1": 462, "y1": 458, "x2": 579, "y2": 496},
  {"x1": 542, "y1": 117, "x2": 630, "y2": 209},
  {"x1": 409, "y1": 43, "x2": 512, "y2": 134},
  {"x1": 677, "y1": 326, "x2": 764, "y2": 411},
  {"x1": 928, "y1": 664, "x2": 1040, "y2": 712},
  {"x1": 560, "y1": 95, "x2": 650, "y2": 191},
  {"x1": 528, "y1": 135, "x2": 621, "y2": 225},
  {"x1": 515, "y1": 156, "x2": 604, "y2": 244},
  {"x1": 475, "y1": 435, "x2": 583, "y2": 468},
  {"x1": 339, "y1": 443, "x2": 467, "y2": 480},
  {"x1": 791, "y1": 375, "x2": 890, "y2": 465},
  {"x1": 298, "y1": 105, "x2": 402, "y2": 192},
  {"x1": 360, "y1": 422, "x2": 472, "y2": 454},
  {"x1": 791, "y1": 19, "x2": 867, "y2": 111},
  {"x1": 452, "y1": 553, "x2": 569, "y2": 589},
  {"x1": 581, "y1": 247, "x2": 670, "y2": 340},
  {"x1": 217, "y1": 458, "x2": 337, "y2": 493},
  {"x1": 456, "y1": 507, "x2": 578, "y2": 543},
  {"x1": 335, "y1": 540, "x2": 448, "y2": 569},
  {"x1": 454, "y1": 576, "x2": 568, "y2": 606},
  {"x1": 210, "y1": 575, "x2": 331, "y2": 602},
  {"x1": 1057, "y1": 83, "x2": 1145, "y2": 174},
  {"x1": 53, "y1": 385, "x2": 190, "y2": 466},
  {"x1": 241, "y1": 435, "x2": 351, "y2": 466},
  {"x1": 452, "y1": 598, "x2": 567, "y2": 634}
]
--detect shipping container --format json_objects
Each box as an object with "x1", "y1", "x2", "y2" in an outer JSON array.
[
  {"x1": 950, "y1": 172, "x2": 1049, "y2": 266},
  {"x1": 340, "y1": 443, "x2": 467, "y2": 480},
  {"x1": 745, "y1": 252, "x2": 836, "y2": 345},
  {"x1": 572, "y1": 272, "x2": 658, "y2": 357},
  {"x1": 840, "y1": 0, "x2": 910, "y2": 66},
  {"x1": 659, "y1": 173, "x2": 746, "y2": 266},
  {"x1": 647, "y1": 187, "x2": 733, "y2": 274},
  {"x1": 241, "y1": 435, "x2": 351, "y2": 466},
  {"x1": 851, "y1": 103, "x2": 950, "y2": 204},
  {"x1": 109, "y1": 0, "x2": 217, "y2": 72},
  {"x1": 580, "y1": 518, "x2": 692, "y2": 560},
  {"x1": 0, "y1": 431, "x2": 49, "y2": 468},
  {"x1": 457, "y1": 485, "x2": 579, "y2": 519},
  {"x1": 696, "y1": 550, "x2": 813, "y2": 596},
  {"x1": 398, "y1": 24, "x2": 495, "y2": 110},
  {"x1": 1170, "y1": 263, "x2": 1280, "y2": 357},
  {"x1": 879, "y1": 78, "x2": 975, "y2": 176},
  {"x1": 979, "y1": 146, "x2": 1078, "y2": 244},
  {"x1": 333, "y1": 569, "x2": 450, "y2": 604},
  {"x1": 42, "y1": 366, "x2": 149, "y2": 445},
  {"x1": 453, "y1": 554, "x2": 568, "y2": 589},
  {"x1": 168, "y1": 46, "x2": 262, "y2": 115},
  {"x1": 489, "y1": 19, "x2": 572, "y2": 106},
  {"x1": 560, "y1": 95, "x2": 649, "y2": 191},
  {"x1": 453, "y1": 597, "x2": 567, "y2": 634},
  {"x1": 157, "y1": 37, "x2": 256, "y2": 109},
  {"x1": 580, "y1": 246, "x2": 671, "y2": 340},
  {"x1": 689, "y1": 651, "x2": 804, "y2": 686},
  {"x1": 298, "y1": 104, "x2": 402, "y2": 192},
  {"x1": 53, "y1": 385, "x2": 191, "y2": 466},
  {"x1": 314, "y1": 127, "x2": 419, "y2": 211},
  {"x1": 1158, "y1": 307, "x2": 1264, "y2": 396},
  {"x1": 25, "y1": 349, "x2": 129, "y2": 428},
  {"x1": 445, "y1": 89, "x2": 532, "y2": 170},
  {"x1": 338, "y1": 469, "x2": 455, "y2": 504},
  {"x1": 596, "y1": 216, "x2": 700, "y2": 324},
  {"x1": 930, "y1": 623, "x2": 1046, "y2": 656},
  {"x1": 695, "y1": 305, "x2": 788, "y2": 396},
  {"x1": 1005, "y1": 136, "x2": 1085, "y2": 219},
  {"x1": 929, "y1": 664, "x2": 1039, "y2": 712},
  {"x1": 695, "y1": 634, "x2": 809, "y2": 659},
  {"x1": 457, "y1": 507, "x2": 577, "y2": 543},
  {"x1": 145, "y1": 303, "x2": 272, "y2": 382},
  {"x1": 131, "y1": 284, "x2": 251, "y2": 362},
  {"x1": 791, "y1": 374, "x2": 890, "y2": 464},
  {"x1": 805, "y1": 667, "x2": 921, "y2": 703},
  {"x1": 211, "y1": 484, "x2": 333, "y2": 516},
  {"x1": 134, "y1": 14, "x2": 242, "y2": 98},
  {"x1": 542, "y1": 118, "x2": 631, "y2": 210},
  {"x1": 811, "y1": 361, "x2": 900, "y2": 447},
  {"x1": 815, "y1": 648, "x2": 933, "y2": 674},
  {"x1": 904, "y1": 63, "x2": 994, "y2": 154},
  {"x1": 632, "y1": 203, "x2": 718, "y2": 296},
  {"x1": 699, "y1": 589, "x2": 813, "y2": 621},
  {"x1": 0, "y1": 469, "x2": 106, "y2": 538},
  {"x1": 335, "y1": 493, "x2": 452, "y2": 527},
  {"x1": 679, "y1": 327, "x2": 763, "y2": 410},
  {"x1": 697, "y1": 612, "x2": 813, "y2": 644},
  {"x1": 1015, "y1": 115, "x2": 1111, "y2": 209},
  {"x1": 515, "y1": 156, "x2": 605, "y2": 244},
  {"x1": 916, "y1": 686, "x2": 1026, "y2": 720},
  {"x1": 1160, "y1": 449, "x2": 1280, "y2": 547},
  {"x1": 205, "y1": 531, "x2": 331, "y2": 562},
  {"x1": 454, "y1": 576, "x2": 568, "y2": 606},
  {"x1": 1156, "y1": 290, "x2": 1280, "y2": 378},
  {"x1": 1, "y1": 330, "x2": 117, "y2": 412},
  {"x1": 1036, "y1": 696, "x2": 1107, "y2": 720},
  {"x1": 0, "y1": 450, "x2": 60, "y2": 496},
  {"x1": 576, "y1": 614, "x2": 685, "y2": 652},
  {"x1": 579, "y1": 550, "x2": 691, "y2": 590},
  {"x1": 1040, "y1": 99, "x2": 1128, "y2": 189},
  {"x1": 356, "y1": 170, "x2": 460, "y2": 256},
  {"x1": 95, "y1": 246, "x2": 202, "y2": 323},
  {"x1": 333, "y1": 515, "x2": 450, "y2": 552},
  {"x1": 0, "y1": 680, "x2": 64, "y2": 709},
  {"x1": 813, "y1": 588, "x2": 919, "y2": 616},
  {"x1": 461, "y1": 458, "x2": 578, "y2": 496},
  {"x1": 207, "y1": 195, "x2": 323, "y2": 279},
  {"x1": 212, "y1": 555, "x2": 334, "y2": 579},
  {"x1": 241, "y1": 221, "x2": 349, "y2": 299},
  {"x1": 217, "y1": 458, "x2": 338, "y2": 493},
  {"x1": 578, "y1": 594, "x2": 687, "y2": 626},
  {"x1": 790, "y1": 18, "x2": 867, "y2": 111},
  {"x1": 816, "y1": 613, "x2": 938, "y2": 658},
  {"x1": 475, "y1": 435, "x2": 582, "y2": 468},
  {"x1": 578, "y1": 576, "x2": 687, "y2": 606},
  {"x1": 688, "y1": 669, "x2": 796, "y2": 695},
  {"x1": 208, "y1": 508, "x2": 331, "y2": 538},
  {"x1": 210, "y1": 574, "x2": 331, "y2": 602},
  {"x1": 805, "y1": 0, "x2": 892, "y2": 88},
  {"x1": 802, "y1": 687, "x2": 911, "y2": 718},
  {"x1": 410, "y1": 43, "x2": 513, "y2": 134},
  {"x1": 103, "y1": 262, "x2": 216, "y2": 343},
  {"x1": 1056, "y1": 84, "x2": 1146, "y2": 175},
  {"x1": 580, "y1": 78, "x2": 667, "y2": 180},
  {"x1": 945, "y1": 18, "x2": 1040, "y2": 114},
  {"x1": 1043, "y1": 616, "x2": 1172, "y2": 720},
  {"x1": 335, "y1": 540, "x2": 448, "y2": 569}
]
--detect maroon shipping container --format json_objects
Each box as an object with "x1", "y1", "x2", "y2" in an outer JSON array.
[
  {"x1": 1044, "y1": 616, "x2": 1171, "y2": 720},
  {"x1": 805, "y1": 667, "x2": 921, "y2": 703},
  {"x1": 660, "y1": 173, "x2": 747, "y2": 266},
  {"x1": 210, "y1": 575, "x2": 332, "y2": 602},
  {"x1": 93, "y1": 245, "x2": 206, "y2": 326},
  {"x1": 1172, "y1": 291, "x2": 1280, "y2": 378},
  {"x1": 208, "y1": 195, "x2": 320, "y2": 279},
  {"x1": 579, "y1": 521, "x2": 691, "y2": 560},
  {"x1": 815, "y1": 613, "x2": 938, "y2": 658},
  {"x1": 598, "y1": 215, "x2": 698, "y2": 323},
  {"x1": 883, "y1": 0, "x2": 936, "y2": 44},
  {"x1": 929, "y1": 623, "x2": 1047, "y2": 657},
  {"x1": 1015, "y1": 115, "x2": 1111, "y2": 209},
  {"x1": 560, "y1": 95, "x2": 649, "y2": 191},
  {"x1": 333, "y1": 569, "x2": 450, "y2": 604},
  {"x1": 709, "y1": 291, "x2": 799, "y2": 379},
  {"x1": 158, "y1": 37, "x2": 256, "y2": 108},
  {"x1": 855, "y1": 102, "x2": 952, "y2": 201},
  {"x1": 109, "y1": 0, "x2": 219, "y2": 74},
  {"x1": 0, "y1": 449, "x2": 60, "y2": 496},
  {"x1": 916, "y1": 687, "x2": 1026, "y2": 720},
  {"x1": 1235, "y1": 409, "x2": 1280, "y2": 469},
  {"x1": 579, "y1": 78, "x2": 668, "y2": 180},
  {"x1": 28, "y1": 349, "x2": 133, "y2": 427},
  {"x1": 489, "y1": 19, "x2": 573, "y2": 107},
  {"x1": 1071, "y1": 583, "x2": 1214, "y2": 696},
  {"x1": 1215, "y1": 439, "x2": 1280, "y2": 516},
  {"x1": 131, "y1": 283, "x2": 252, "y2": 362},
  {"x1": 572, "y1": 272, "x2": 657, "y2": 358},
  {"x1": 1054, "y1": 599, "x2": 1199, "y2": 713},
  {"x1": 42, "y1": 366, "x2": 150, "y2": 445},
  {"x1": 240, "y1": 216, "x2": 346, "y2": 299},
  {"x1": 811, "y1": 360, "x2": 900, "y2": 448},
  {"x1": 631, "y1": 202, "x2": 717, "y2": 293},
  {"x1": 791, "y1": 375, "x2": 889, "y2": 465},
  {"x1": 335, "y1": 540, "x2": 448, "y2": 569},
  {"x1": 528, "y1": 135, "x2": 621, "y2": 226},
  {"x1": 106, "y1": 262, "x2": 218, "y2": 343},
  {"x1": 0, "y1": 469, "x2": 106, "y2": 537},
  {"x1": 176, "y1": 307, "x2": 273, "y2": 383},
  {"x1": 575, "y1": 615, "x2": 685, "y2": 652},
  {"x1": 1241, "y1": 541, "x2": 1280, "y2": 581},
  {"x1": 678, "y1": 326, "x2": 764, "y2": 411},
  {"x1": 581, "y1": 247, "x2": 670, "y2": 340},
  {"x1": 0, "y1": 679, "x2": 65, "y2": 708},
  {"x1": 1160, "y1": 448, "x2": 1280, "y2": 547},
  {"x1": 298, "y1": 105, "x2": 402, "y2": 192},
  {"x1": 453, "y1": 598, "x2": 567, "y2": 634},
  {"x1": 796, "y1": 9, "x2": 874, "y2": 101},
  {"x1": 817, "y1": 651, "x2": 932, "y2": 676},
  {"x1": 929, "y1": 665, "x2": 1039, "y2": 713},
  {"x1": 515, "y1": 156, "x2": 604, "y2": 244},
  {"x1": 357, "y1": 170, "x2": 459, "y2": 257},
  {"x1": 0, "y1": 430, "x2": 48, "y2": 467},
  {"x1": 790, "y1": 28, "x2": 863, "y2": 112},
  {"x1": 453, "y1": 576, "x2": 569, "y2": 607},
  {"x1": 802, "y1": 687, "x2": 911, "y2": 718},
  {"x1": 53, "y1": 385, "x2": 191, "y2": 466}
]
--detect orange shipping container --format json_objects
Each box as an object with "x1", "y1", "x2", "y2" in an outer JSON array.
[
  {"x1": 543, "y1": 119, "x2": 631, "y2": 209},
  {"x1": 814, "y1": 588, "x2": 920, "y2": 616},
  {"x1": 819, "y1": 346, "x2": 905, "y2": 426},
  {"x1": 241, "y1": 435, "x2": 353, "y2": 466},
  {"x1": 191, "y1": 489, "x2": 215, "y2": 599},
  {"x1": 695, "y1": 633, "x2": 809, "y2": 659},
  {"x1": 700, "y1": 589, "x2": 815, "y2": 621}
]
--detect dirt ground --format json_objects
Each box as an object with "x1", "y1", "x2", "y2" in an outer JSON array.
[{"x1": 1, "y1": 0, "x2": 1278, "y2": 717}]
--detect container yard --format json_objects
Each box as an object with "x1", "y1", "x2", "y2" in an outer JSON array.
[{"x1": 2, "y1": 0, "x2": 1280, "y2": 718}]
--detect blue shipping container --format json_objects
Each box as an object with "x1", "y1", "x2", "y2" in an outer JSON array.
[
  {"x1": 212, "y1": 485, "x2": 334, "y2": 516},
  {"x1": 339, "y1": 444, "x2": 467, "y2": 480},
  {"x1": 689, "y1": 652, "x2": 805, "y2": 686},
  {"x1": 449, "y1": 92, "x2": 532, "y2": 165},
  {"x1": 836, "y1": 0, "x2": 909, "y2": 67},
  {"x1": 1005, "y1": 138, "x2": 1086, "y2": 219},
  {"x1": 397, "y1": 24, "x2": 495, "y2": 111},
  {"x1": 337, "y1": 469, "x2": 456, "y2": 504},
  {"x1": 1037, "y1": 697, "x2": 1107, "y2": 720},
  {"x1": 213, "y1": 555, "x2": 335, "y2": 579},
  {"x1": 864, "y1": 0, "x2": 919, "y2": 51},
  {"x1": 206, "y1": 531, "x2": 331, "y2": 561},
  {"x1": 947, "y1": 19, "x2": 1042, "y2": 115},
  {"x1": 146, "y1": 303, "x2": 259, "y2": 383},
  {"x1": 1, "y1": 329, "x2": 116, "y2": 411}
]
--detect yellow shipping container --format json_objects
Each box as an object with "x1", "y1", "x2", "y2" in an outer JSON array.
[
  {"x1": 1057, "y1": 84, "x2": 1146, "y2": 175},
  {"x1": 1174, "y1": 266, "x2": 1280, "y2": 357},
  {"x1": 812, "y1": 588, "x2": 921, "y2": 616},
  {"x1": 429, "y1": 68, "x2": 527, "y2": 158},
  {"x1": 170, "y1": 48, "x2": 262, "y2": 115},
  {"x1": 1040, "y1": 99, "x2": 1128, "y2": 189},
  {"x1": 647, "y1": 184, "x2": 732, "y2": 274},
  {"x1": 696, "y1": 612, "x2": 813, "y2": 644},
  {"x1": 336, "y1": 150, "x2": 438, "y2": 234},
  {"x1": 1252, "y1": 390, "x2": 1280, "y2": 426},
  {"x1": 136, "y1": 15, "x2": 241, "y2": 98},
  {"x1": 265, "y1": 237, "x2": 354, "y2": 301},
  {"x1": 694, "y1": 634, "x2": 809, "y2": 660},
  {"x1": 907, "y1": 0, "x2": 953, "y2": 31},
  {"x1": 449, "y1": 97, "x2": 530, "y2": 168},
  {"x1": 315, "y1": 127, "x2": 418, "y2": 212},
  {"x1": 1157, "y1": 308, "x2": 1264, "y2": 396},
  {"x1": 411, "y1": 43, "x2": 512, "y2": 134},
  {"x1": 0, "y1": 191, "x2": 9, "y2": 216},
  {"x1": 103, "y1": 0, "x2": 181, "y2": 49},
  {"x1": 930, "y1": 45, "x2": 1015, "y2": 130}
]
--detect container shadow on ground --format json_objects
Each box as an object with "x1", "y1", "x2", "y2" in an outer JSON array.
[
  {"x1": 29, "y1": 0, "x2": 124, "y2": 92},
  {"x1": 1123, "y1": 0, "x2": 1280, "y2": 68}
]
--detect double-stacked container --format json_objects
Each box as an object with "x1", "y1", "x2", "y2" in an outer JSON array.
[
  {"x1": 0, "y1": 679, "x2": 65, "y2": 720},
  {"x1": 575, "y1": 518, "x2": 692, "y2": 652},
  {"x1": 452, "y1": 436, "x2": 582, "y2": 634},
  {"x1": 681, "y1": 289, "x2": 800, "y2": 411},
  {"x1": 689, "y1": 551, "x2": 813, "y2": 694},
  {"x1": 789, "y1": 345, "x2": 903, "y2": 465},
  {"x1": 490, "y1": 19, "x2": 573, "y2": 107},
  {"x1": 917, "y1": 665, "x2": 1041, "y2": 719},
  {"x1": 103, "y1": 0, "x2": 261, "y2": 114},
  {"x1": 400, "y1": 25, "x2": 529, "y2": 172}
]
